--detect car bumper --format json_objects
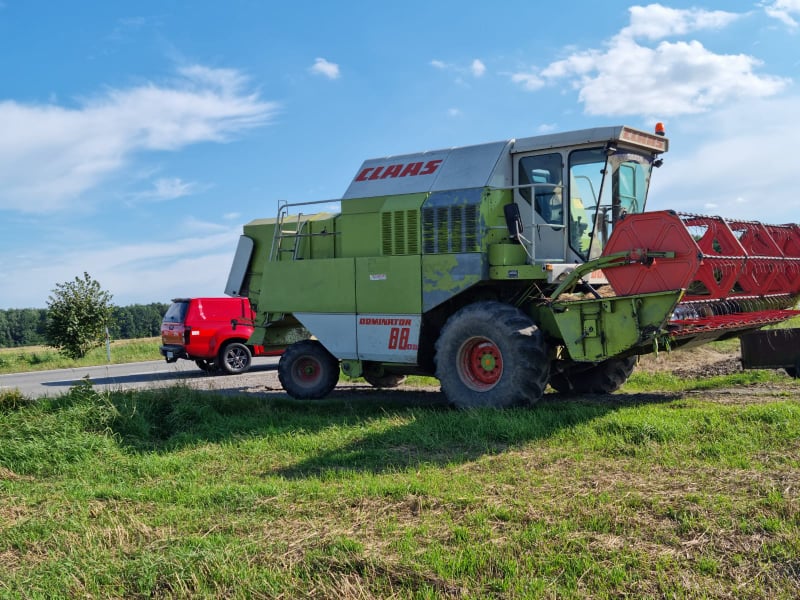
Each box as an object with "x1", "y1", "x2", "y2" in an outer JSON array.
[{"x1": 160, "y1": 345, "x2": 189, "y2": 363}]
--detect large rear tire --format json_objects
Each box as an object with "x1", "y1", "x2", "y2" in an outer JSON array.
[
  {"x1": 278, "y1": 340, "x2": 340, "y2": 399},
  {"x1": 435, "y1": 301, "x2": 549, "y2": 409},
  {"x1": 549, "y1": 356, "x2": 637, "y2": 394}
]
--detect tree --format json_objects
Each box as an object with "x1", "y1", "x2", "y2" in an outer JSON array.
[{"x1": 46, "y1": 272, "x2": 114, "y2": 359}]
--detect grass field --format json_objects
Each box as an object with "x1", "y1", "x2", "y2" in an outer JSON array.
[
  {"x1": 0, "y1": 337, "x2": 409, "y2": 380},
  {"x1": 1, "y1": 324, "x2": 798, "y2": 597},
  {"x1": 0, "y1": 338, "x2": 161, "y2": 375},
  {"x1": 1, "y1": 373, "x2": 798, "y2": 598}
]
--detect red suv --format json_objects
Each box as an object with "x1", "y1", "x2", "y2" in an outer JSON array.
[{"x1": 160, "y1": 297, "x2": 277, "y2": 374}]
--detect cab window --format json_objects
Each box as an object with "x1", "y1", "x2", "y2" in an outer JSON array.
[{"x1": 518, "y1": 153, "x2": 563, "y2": 224}]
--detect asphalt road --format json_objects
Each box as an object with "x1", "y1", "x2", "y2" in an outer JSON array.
[{"x1": 0, "y1": 357, "x2": 281, "y2": 399}]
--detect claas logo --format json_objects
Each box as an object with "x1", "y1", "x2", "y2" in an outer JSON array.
[{"x1": 354, "y1": 159, "x2": 442, "y2": 182}]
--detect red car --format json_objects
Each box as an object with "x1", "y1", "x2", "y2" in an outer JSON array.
[{"x1": 160, "y1": 297, "x2": 280, "y2": 374}]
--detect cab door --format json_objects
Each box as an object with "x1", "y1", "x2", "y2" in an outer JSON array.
[{"x1": 513, "y1": 152, "x2": 567, "y2": 263}]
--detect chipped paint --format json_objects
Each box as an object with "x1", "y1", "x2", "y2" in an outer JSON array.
[{"x1": 422, "y1": 253, "x2": 486, "y2": 312}]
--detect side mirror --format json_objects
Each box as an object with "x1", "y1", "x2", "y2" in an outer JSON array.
[{"x1": 504, "y1": 203, "x2": 523, "y2": 242}]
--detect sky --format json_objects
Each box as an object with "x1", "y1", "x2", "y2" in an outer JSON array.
[{"x1": 1, "y1": 1, "x2": 799, "y2": 309}]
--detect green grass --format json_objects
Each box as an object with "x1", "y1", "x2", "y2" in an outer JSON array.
[
  {"x1": 0, "y1": 338, "x2": 161, "y2": 374},
  {"x1": 1, "y1": 378, "x2": 799, "y2": 598},
  {"x1": 625, "y1": 367, "x2": 792, "y2": 393}
]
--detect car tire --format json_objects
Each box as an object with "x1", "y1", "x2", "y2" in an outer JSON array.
[{"x1": 218, "y1": 342, "x2": 252, "y2": 375}]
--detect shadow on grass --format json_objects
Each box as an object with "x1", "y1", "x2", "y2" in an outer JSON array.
[{"x1": 99, "y1": 382, "x2": 682, "y2": 477}]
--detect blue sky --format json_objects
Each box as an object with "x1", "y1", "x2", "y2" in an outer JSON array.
[{"x1": 1, "y1": 1, "x2": 798, "y2": 309}]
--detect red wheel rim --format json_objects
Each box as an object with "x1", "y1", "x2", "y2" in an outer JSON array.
[
  {"x1": 293, "y1": 356, "x2": 321, "y2": 386},
  {"x1": 457, "y1": 337, "x2": 503, "y2": 391}
]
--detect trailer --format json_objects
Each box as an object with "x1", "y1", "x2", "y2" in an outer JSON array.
[{"x1": 740, "y1": 328, "x2": 800, "y2": 378}]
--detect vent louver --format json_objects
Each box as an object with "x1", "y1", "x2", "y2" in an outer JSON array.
[
  {"x1": 422, "y1": 204, "x2": 481, "y2": 254},
  {"x1": 381, "y1": 210, "x2": 420, "y2": 255}
]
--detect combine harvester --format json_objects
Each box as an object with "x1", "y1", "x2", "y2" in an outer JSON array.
[{"x1": 225, "y1": 124, "x2": 800, "y2": 407}]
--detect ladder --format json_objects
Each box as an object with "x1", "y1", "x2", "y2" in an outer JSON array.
[
  {"x1": 269, "y1": 205, "x2": 307, "y2": 261},
  {"x1": 268, "y1": 199, "x2": 341, "y2": 262}
]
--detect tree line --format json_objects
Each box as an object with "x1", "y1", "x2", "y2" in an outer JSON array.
[{"x1": 0, "y1": 303, "x2": 170, "y2": 348}]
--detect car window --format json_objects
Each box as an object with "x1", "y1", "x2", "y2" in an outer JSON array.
[{"x1": 163, "y1": 301, "x2": 189, "y2": 323}]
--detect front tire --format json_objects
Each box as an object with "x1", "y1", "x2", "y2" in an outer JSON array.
[
  {"x1": 278, "y1": 340, "x2": 340, "y2": 399},
  {"x1": 218, "y1": 342, "x2": 252, "y2": 375},
  {"x1": 549, "y1": 356, "x2": 637, "y2": 394},
  {"x1": 435, "y1": 301, "x2": 549, "y2": 409}
]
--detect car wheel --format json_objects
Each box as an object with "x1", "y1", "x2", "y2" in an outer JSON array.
[{"x1": 218, "y1": 342, "x2": 252, "y2": 375}]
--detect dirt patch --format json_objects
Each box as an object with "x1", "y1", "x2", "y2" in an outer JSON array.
[{"x1": 637, "y1": 345, "x2": 743, "y2": 378}]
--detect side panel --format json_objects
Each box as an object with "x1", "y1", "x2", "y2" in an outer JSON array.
[
  {"x1": 342, "y1": 142, "x2": 510, "y2": 200},
  {"x1": 356, "y1": 314, "x2": 421, "y2": 363},
  {"x1": 241, "y1": 219, "x2": 279, "y2": 303},
  {"x1": 355, "y1": 255, "x2": 421, "y2": 314},
  {"x1": 337, "y1": 212, "x2": 383, "y2": 257},
  {"x1": 292, "y1": 312, "x2": 422, "y2": 363},
  {"x1": 422, "y1": 254, "x2": 485, "y2": 312},
  {"x1": 224, "y1": 236, "x2": 254, "y2": 297},
  {"x1": 258, "y1": 258, "x2": 356, "y2": 313},
  {"x1": 294, "y1": 313, "x2": 358, "y2": 360}
]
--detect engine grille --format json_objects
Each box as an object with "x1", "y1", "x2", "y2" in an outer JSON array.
[
  {"x1": 422, "y1": 203, "x2": 480, "y2": 254},
  {"x1": 381, "y1": 210, "x2": 419, "y2": 256}
]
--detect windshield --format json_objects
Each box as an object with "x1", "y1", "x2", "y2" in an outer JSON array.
[{"x1": 569, "y1": 148, "x2": 654, "y2": 260}]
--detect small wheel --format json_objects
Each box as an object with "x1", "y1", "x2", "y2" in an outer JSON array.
[
  {"x1": 549, "y1": 356, "x2": 637, "y2": 394},
  {"x1": 218, "y1": 342, "x2": 252, "y2": 375},
  {"x1": 363, "y1": 372, "x2": 407, "y2": 388},
  {"x1": 435, "y1": 301, "x2": 549, "y2": 409},
  {"x1": 195, "y1": 359, "x2": 218, "y2": 373},
  {"x1": 278, "y1": 340, "x2": 340, "y2": 399}
]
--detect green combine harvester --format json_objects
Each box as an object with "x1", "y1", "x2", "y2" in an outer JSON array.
[{"x1": 225, "y1": 124, "x2": 800, "y2": 407}]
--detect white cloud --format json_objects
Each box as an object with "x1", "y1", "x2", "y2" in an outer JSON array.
[
  {"x1": 623, "y1": 4, "x2": 741, "y2": 40},
  {"x1": 0, "y1": 65, "x2": 277, "y2": 213},
  {"x1": 431, "y1": 58, "x2": 487, "y2": 80},
  {"x1": 648, "y1": 95, "x2": 800, "y2": 223},
  {"x1": 447, "y1": 108, "x2": 462, "y2": 117},
  {"x1": 0, "y1": 226, "x2": 243, "y2": 308},
  {"x1": 309, "y1": 57, "x2": 340, "y2": 80},
  {"x1": 510, "y1": 71, "x2": 545, "y2": 91},
  {"x1": 132, "y1": 177, "x2": 197, "y2": 202},
  {"x1": 512, "y1": 5, "x2": 788, "y2": 117},
  {"x1": 762, "y1": 0, "x2": 800, "y2": 27}
]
